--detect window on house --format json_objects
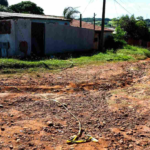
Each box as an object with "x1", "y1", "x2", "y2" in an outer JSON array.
[{"x1": 0, "y1": 21, "x2": 11, "y2": 34}]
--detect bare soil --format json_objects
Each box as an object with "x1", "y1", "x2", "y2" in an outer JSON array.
[{"x1": 0, "y1": 59, "x2": 150, "y2": 150}]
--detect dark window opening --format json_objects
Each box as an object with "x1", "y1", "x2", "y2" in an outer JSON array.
[{"x1": 0, "y1": 21, "x2": 11, "y2": 34}]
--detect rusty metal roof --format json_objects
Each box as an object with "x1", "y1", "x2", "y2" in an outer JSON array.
[
  {"x1": 71, "y1": 19, "x2": 114, "y2": 32},
  {"x1": 0, "y1": 12, "x2": 70, "y2": 21}
]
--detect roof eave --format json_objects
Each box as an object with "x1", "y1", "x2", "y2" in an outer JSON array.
[
  {"x1": 95, "y1": 30, "x2": 114, "y2": 32},
  {"x1": 0, "y1": 16, "x2": 71, "y2": 21}
]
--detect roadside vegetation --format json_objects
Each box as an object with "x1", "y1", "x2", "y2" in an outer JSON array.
[
  {"x1": 0, "y1": 45, "x2": 150, "y2": 74},
  {"x1": 0, "y1": 1, "x2": 44, "y2": 14}
]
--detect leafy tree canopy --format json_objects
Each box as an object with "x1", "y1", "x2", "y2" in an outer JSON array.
[
  {"x1": 0, "y1": 4, "x2": 13, "y2": 12},
  {"x1": 113, "y1": 26, "x2": 127, "y2": 45},
  {"x1": 9, "y1": 1, "x2": 44, "y2": 14},
  {"x1": 112, "y1": 15, "x2": 149, "y2": 41},
  {"x1": 0, "y1": 4, "x2": 8, "y2": 11},
  {"x1": 0, "y1": 0, "x2": 8, "y2": 7}
]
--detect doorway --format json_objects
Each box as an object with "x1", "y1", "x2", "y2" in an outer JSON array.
[{"x1": 31, "y1": 23, "x2": 45, "y2": 56}]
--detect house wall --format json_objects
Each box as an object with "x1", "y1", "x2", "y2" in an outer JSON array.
[
  {"x1": 104, "y1": 32, "x2": 112, "y2": 40},
  {"x1": 14, "y1": 19, "x2": 69, "y2": 57},
  {"x1": 32, "y1": 19, "x2": 70, "y2": 25},
  {"x1": 94, "y1": 32, "x2": 99, "y2": 50},
  {"x1": 94, "y1": 31, "x2": 113, "y2": 50},
  {"x1": 0, "y1": 19, "x2": 94, "y2": 57},
  {"x1": 0, "y1": 19, "x2": 31, "y2": 57},
  {"x1": 147, "y1": 42, "x2": 150, "y2": 50},
  {"x1": 45, "y1": 24, "x2": 94, "y2": 54},
  {"x1": 0, "y1": 20, "x2": 16, "y2": 57},
  {"x1": 14, "y1": 19, "x2": 31, "y2": 57}
]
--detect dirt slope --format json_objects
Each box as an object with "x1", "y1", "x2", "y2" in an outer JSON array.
[{"x1": 0, "y1": 60, "x2": 150, "y2": 150}]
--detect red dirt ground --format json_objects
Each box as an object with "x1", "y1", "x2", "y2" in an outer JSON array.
[{"x1": 0, "y1": 60, "x2": 150, "y2": 150}]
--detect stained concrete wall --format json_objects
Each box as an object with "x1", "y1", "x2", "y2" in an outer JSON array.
[
  {"x1": 0, "y1": 20, "x2": 15, "y2": 57},
  {"x1": 14, "y1": 19, "x2": 70, "y2": 57},
  {"x1": 104, "y1": 32, "x2": 112, "y2": 41},
  {"x1": 94, "y1": 32, "x2": 113, "y2": 50},
  {"x1": 32, "y1": 19, "x2": 70, "y2": 25},
  {"x1": 0, "y1": 19, "x2": 31, "y2": 57},
  {"x1": 15, "y1": 19, "x2": 31, "y2": 56},
  {"x1": 45, "y1": 24, "x2": 94, "y2": 54},
  {"x1": 0, "y1": 19, "x2": 95, "y2": 57}
]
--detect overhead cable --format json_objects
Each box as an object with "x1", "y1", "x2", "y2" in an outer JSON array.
[
  {"x1": 83, "y1": 0, "x2": 95, "y2": 14},
  {"x1": 114, "y1": 0, "x2": 132, "y2": 15}
]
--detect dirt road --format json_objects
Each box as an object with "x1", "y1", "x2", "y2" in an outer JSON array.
[{"x1": 0, "y1": 59, "x2": 150, "y2": 150}]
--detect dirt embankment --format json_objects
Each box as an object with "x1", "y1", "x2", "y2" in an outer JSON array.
[{"x1": 0, "y1": 60, "x2": 150, "y2": 150}]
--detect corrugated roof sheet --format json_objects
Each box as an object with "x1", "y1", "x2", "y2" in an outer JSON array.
[
  {"x1": 71, "y1": 19, "x2": 114, "y2": 32},
  {"x1": 0, "y1": 12, "x2": 70, "y2": 21}
]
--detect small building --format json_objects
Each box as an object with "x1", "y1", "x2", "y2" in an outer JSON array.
[
  {"x1": 71, "y1": 19, "x2": 114, "y2": 50},
  {"x1": 0, "y1": 12, "x2": 94, "y2": 57}
]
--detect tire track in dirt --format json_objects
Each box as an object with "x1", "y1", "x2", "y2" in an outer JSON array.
[{"x1": 0, "y1": 72, "x2": 139, "y2": 94}]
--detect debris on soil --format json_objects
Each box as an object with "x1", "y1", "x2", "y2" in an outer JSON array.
[
  {"x1": 0, "y1": 59, "x2": 150, "y2": 149},
  {"x1": 46, "y1": 121, "x2": 54, "y2": 127},
  {"x1": 0, "y1": 104, "x2": 3, "y2": 108}
]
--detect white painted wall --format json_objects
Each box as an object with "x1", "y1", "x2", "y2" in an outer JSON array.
[
  {"x1": 0, "y1": 19, "x2": 31, "y2": 57},
  {"x1": 14, "y1": 19, "x2": 31, "y2": 56},
  {"x1": 0, "y1": 19, "x2": 95, "y2": 57},
  {"x1": 0, "y1": 20, "x2": 15, "y2": 57},
  {"x1": 45, "y1": 24, "x2": 94, "y2": 54}
]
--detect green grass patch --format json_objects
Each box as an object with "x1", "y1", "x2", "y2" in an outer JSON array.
[
  {"x1": 72, "y1": 51, "x2": 133, "y2": 65},
  {"x1": 0, "y1": 59, "x2": 70, "y2": 69},
  {"x1": 118, "y1": 45, "x2": 150, "y2": 60},
  {"x1": 0, "y1": 45, "x2": 149, "y2": 74}
]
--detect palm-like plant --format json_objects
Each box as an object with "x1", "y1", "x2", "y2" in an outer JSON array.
[{"x1": 63, "y1": 7, "x2": 80, "y2": 20}]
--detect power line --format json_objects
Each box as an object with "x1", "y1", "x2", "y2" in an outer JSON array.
[
  {"x1": 117, "y1": 0, "x2": 135, "y2": 13},
  {"x1": 114, "y1": 0, "x2": 118, "y2": 18},
  {"x1": 82, "y1": 0, "x2": 95, "y2": 14},
  {"x1": 119, "y1": 0, "x2": 138, "y2": 12},
  {"x1": 124, "y1": 0, "x2": 140, "y2": 12},
  {"x1": 128, "y1": 0, "x2": 141, "y2": 10},
  {"x1": 119, "y1": 0, "x2": 127, "y2": 6},
  {"x1": 114, "y1": 0, "x2": 132, "y2": 15}
]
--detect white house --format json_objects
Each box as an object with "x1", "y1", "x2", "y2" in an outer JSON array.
[{"x1": 0, "y1": 12, "x2": 94, "y2": 57}]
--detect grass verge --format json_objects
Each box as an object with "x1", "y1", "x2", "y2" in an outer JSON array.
[{"x1": 0, "y1": 45, "x2": 150, "y2": 74}]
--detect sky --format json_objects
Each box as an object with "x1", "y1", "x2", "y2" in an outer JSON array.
[{"x1": 9, "y1": 0, "x2": 150, "y2": 19}]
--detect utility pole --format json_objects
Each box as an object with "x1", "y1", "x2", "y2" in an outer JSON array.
[
  {"x1": 94, "y1": 13, "x2": 96, "y2": 30},
  {"x1": 99, "y1": 0, "x2": 106, "y2": 52},
  {"x1": 80, "y1": 14, "x2": 82, "y2": 28}
]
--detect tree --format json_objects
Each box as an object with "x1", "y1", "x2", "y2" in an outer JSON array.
[
  {"x1": 137, "y1": 16, "x2": 144, "y2": 21},
  {"x1": 9, "y1": 1, "x2": 44, "y2": 14},
  {"x1": 63, "y1": 7, "x2": 80, "y2": 20},
  {"x1": 119, "y1": 15, "x2": 139, "y2": 39},
  {"x1": 104, "y1": 26, "x2": 126, "y2": 50},
  {"x1": 113, "y1": 26, "x2": 127, "y2": 45},
  {"x1": 113, "y1": 15, "x2": 150, "y2": 41},
  {"x1": 136, "y1": 18, "x2": 149, "y2": 41},
  {"x1": 0, "y1": 0, "x2": 8, "y2": 7},
  {"x1": 111, "y1": 18, "x2": 120, "y2": 27},
  {"x1": 0, "y1": 4, "x2": 12, "y2": 12}
]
